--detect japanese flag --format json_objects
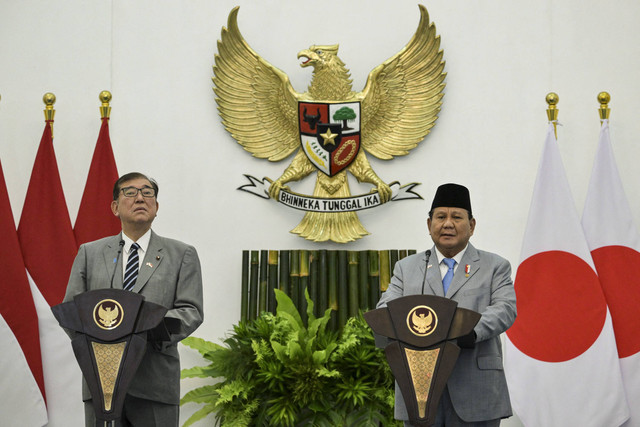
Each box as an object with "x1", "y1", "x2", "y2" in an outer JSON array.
[
  {"x1": 504, "y1": 123, "x2": 629, "y2": 426},
  {"x1": 582, "y1": 119, "x2": 639, "y2": 426}
]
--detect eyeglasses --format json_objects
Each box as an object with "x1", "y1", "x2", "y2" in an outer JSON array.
[{"x1": 120, "y1": 186, "x2": 156, "y2": 198}]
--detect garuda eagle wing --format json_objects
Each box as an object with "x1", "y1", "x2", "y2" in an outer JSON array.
[
  {"x1": 213, "y1": 7, "x2": 300, "y2": 161},
  {"x1": 358, "y1": 5, "x2": 446, "y2": 160}
]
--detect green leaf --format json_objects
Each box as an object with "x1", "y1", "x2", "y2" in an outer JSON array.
[
  {"x1": 275, "y1": 289, "x2": 303, "y2": 327},
  {"x1": 271, "y1": 340, "x2": 288, "y2": 362},
  {"x1": 304, "y1": 288, "x2": 317, "y2": 325},
  {"x1": 180, "y1": 402, "x2": 216, "y2": 427},
  {"x1": 180, "y1": 385, "x2": 219, "y2": 405},
  {"x1": 312, "y1": 348, "x2": 331, "y2": 365},
  {"x1": 180, "y1": 365, "x2": 218, "y2": 379},
  {"x1": 181, "y1": 336, "x2": 224, "y2": 358},
  {"x1": 288, "y1": 340, "x2": 304, "y2": 360},
  {"x1": 316, "y1": 366, "x2": 341, "y2": 379}
]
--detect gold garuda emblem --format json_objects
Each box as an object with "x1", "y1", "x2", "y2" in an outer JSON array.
[
  {"x1": 214, "y1": 5, "x2": 445, "y2": 243},
  {"x1": 407, "y1": 305, "x2": 438, "y2": 337},
  {"x1": 93, "y1": 299, "x2": 124, "y2": 330}
]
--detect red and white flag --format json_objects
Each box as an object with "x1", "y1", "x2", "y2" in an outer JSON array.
[
  {"x1": 17, "y1": 121, "x2": 83, "y2": 426},
  {"x1": 582, "y1": 119, "x2": 639, "y2": 427},
  {"x1": 504, "y1": 123, "x2": 629, "y2": 426},
  {"x1": 0, "y1": 159, "x2": 48, "y2": 426},
  {"x1": 74, "y1": 116, "x2": 119, "y2": 246}
]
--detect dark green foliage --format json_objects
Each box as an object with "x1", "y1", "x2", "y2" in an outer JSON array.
[{"x1": 181, "y1": 289, "x2": 401, "y2": 426}]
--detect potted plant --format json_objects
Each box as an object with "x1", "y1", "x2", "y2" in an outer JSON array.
[{"x1": 180, "y1": 289, "x2": 400, "y2": 426}]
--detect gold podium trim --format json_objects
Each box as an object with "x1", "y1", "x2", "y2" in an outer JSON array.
[
  {"x1": 405, "y1": 347, "x2": 440, "y2": 418},
  {"x1": 92, "y1": 341, "x2": 127, "y2": 411}
]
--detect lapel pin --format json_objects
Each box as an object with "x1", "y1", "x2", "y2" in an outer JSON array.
[
  {"x1": 465, "y1": 264, "x2": 471, "y2": 277},
  {"x1": 156, "y1": 255, "x2": 160, "y2": 260},
  {"x1": 427, "y1": 264, "x2": 433, "y2": 269},
  {"x1": 146, "y1": 262, "x2": 153, "y2": 268}
]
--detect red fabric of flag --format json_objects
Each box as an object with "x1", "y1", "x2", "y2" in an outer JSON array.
[
  {"x1": 17, "y1": 121, "x2": 76, "y2": 306},
  {"x1": 74, "y1": 117, "x2": 119, "y2": 246},
  {"x1": 16, "y1": 120, "x2": 84, "y2": 425},
  {"x1": 0, "y1": 159, "x2": 45, "y2": 397}
]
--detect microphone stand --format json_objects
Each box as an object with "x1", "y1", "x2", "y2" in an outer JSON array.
[{"x1": 110, "y1": 240, "x2": 125, "y2": 288}]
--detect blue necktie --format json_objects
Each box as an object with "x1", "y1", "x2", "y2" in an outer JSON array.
[
  {"x1": 442, "y1": 258, "x2": 456, "y2": 294},
  {"x1": 123, "y1": 243, "x2": 140, "y2": 291}
]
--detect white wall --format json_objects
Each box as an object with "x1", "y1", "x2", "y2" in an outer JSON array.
[{"x1": 3, "y1": 1, "x2": 640, "y2": 425}]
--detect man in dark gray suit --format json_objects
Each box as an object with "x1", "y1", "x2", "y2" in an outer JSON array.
[
  {"x1": 64, "y1": 172, "x2": 204, "y2": 427},
  {"x1": 377, "y1": 183, "x2": 516, "y2": 427}
]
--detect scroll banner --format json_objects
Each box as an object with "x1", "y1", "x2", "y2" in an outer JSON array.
[{"x1": 238, "y1": 175, "x2": 422, "y2": 212}]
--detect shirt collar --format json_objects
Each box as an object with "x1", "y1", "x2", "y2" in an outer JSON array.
[
  {"x1": 122, "y1": 229, "x2": 152, "y2": 254},
  {"x1": 433, "y1": 244, "x2": 468, "y2": 266}
]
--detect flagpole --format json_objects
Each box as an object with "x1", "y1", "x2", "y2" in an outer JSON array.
[
  {"x1": 546, "y1": 92, "x2": 559, "y2": 138},
  {"x1": 99, "y1": 90, "x2": 112, "y2": 119},
  {"x1": 43, "y1": 92, "x2": 56, "y2": 137},
  {"x1": 598, "y1": 91, "x2": 611, "y2": 122}
]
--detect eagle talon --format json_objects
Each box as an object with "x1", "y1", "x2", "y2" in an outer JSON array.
[
  {"x1": 376, "y1": 182, "x2": 392, "y2": 204},
  {"x1": 269, "y1": 181, "x2": 289, "y2": 200}
]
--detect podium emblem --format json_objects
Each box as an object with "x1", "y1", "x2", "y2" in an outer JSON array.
[
  {"x1": 407, "y1": 305, "x2": 437, "y2": 337},
  {"x1": 94, "y1": 299, "x2": 124, "y2": 330}
]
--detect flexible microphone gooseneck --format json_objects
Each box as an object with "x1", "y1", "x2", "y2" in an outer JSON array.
[
  {"x1": 110, "y1": 240, "x2": 125, "y2": 288},
  {"x1": 420, "y1": 249, "x2": 432, "y2": 294}
]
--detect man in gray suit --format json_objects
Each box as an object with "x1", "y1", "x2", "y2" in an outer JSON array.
[
  {"x1": 64, "y1": 172, "x2": 204, "y2": 427},
  {"x1": 377, "y1": 183, "x2": 516, "y2": 427}
]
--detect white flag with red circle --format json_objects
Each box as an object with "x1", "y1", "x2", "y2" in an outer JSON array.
[
  {"x1": 504, "y1": 123, "x2": 629, "y2": 426},
  {"x1": 582, "y1": 119, "x2": 639, "y2": 427}
]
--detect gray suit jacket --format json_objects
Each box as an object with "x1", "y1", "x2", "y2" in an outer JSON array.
[
  {"x1": 377, "y1": 243, "x2": 516, "y2": 422},
  {"x1": 63, "y1": 230, "x2": 204, "y2": 405}
]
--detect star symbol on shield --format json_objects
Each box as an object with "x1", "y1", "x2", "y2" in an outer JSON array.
[{"x1": 320, "y1": 128, "x2": 338, "y2": 146}]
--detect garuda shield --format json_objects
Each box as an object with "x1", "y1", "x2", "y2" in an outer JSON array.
[{"x1": 299, "y1": 101, "x2": 361, "y2": 177}]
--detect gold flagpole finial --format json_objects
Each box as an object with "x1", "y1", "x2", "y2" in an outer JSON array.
[
  {"x1": 598, "y1": 91, "x2": 610, "y2": 121},
  {"x1": 43, "y1": 92, "x2": 56, "y2": 121},
  {"x1": 99, "y1": 90, "x2": 112, "y2": 119},
  {"x1": 546, "y1": 92, "x2": 559, "y2": 138},
  {"x1": 43, "y1": 92, "x2": 56, "y2": 137}
]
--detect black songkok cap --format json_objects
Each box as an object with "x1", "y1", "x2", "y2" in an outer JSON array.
[{"x1": 430, "y1": 183, "x2": 472, "y2": 215}]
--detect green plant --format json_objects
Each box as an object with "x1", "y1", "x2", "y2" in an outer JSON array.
[{"x1": 180, "y1": 289, "x2": 401, "y2": 426}]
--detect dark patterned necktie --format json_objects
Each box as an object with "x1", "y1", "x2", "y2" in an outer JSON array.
[{"x1": 123, "y1": 243, "x2": 140, "y2": 291}]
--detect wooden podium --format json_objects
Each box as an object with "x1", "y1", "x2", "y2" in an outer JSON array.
[
  {"x1": 52, "y1": 289, "x2": 171, "y2": 427},
  {"x1": 364, "y1": 295, "x2": 480, "y2": 426}
]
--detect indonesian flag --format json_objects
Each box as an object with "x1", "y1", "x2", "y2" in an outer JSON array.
[
  {"x1": 504, "y1": 123, "x2": 629, "y2": 426},
  {"x1": 582, "y1": 119, "x2": 639, "y2": 426},
  {"x1": 17, "y1": 121, "x2": 83, "y2": 426},
  {"x1": 0, "y1": 159, "x2": 48, "y2": 426},
  {"x1": 74, "y1": 117, "x2": 120, "y2": 246}
]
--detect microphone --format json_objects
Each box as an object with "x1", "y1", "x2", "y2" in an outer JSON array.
[
  {"x1": 110, "y1": 240, "x2": 125, "y2": 288},
  {"x1": 420, "y1": 249, "x2": 432, "y2": 294}
]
